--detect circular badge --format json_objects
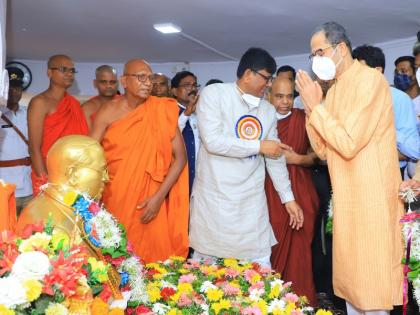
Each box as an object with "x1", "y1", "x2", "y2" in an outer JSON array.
[{"x1": 235, "y1": 115, "x2": 263, "y2": 140}]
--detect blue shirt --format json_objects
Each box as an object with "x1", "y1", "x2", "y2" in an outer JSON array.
[{"x1": 390, "y1": 87, "x2": 420, "y2": 168}]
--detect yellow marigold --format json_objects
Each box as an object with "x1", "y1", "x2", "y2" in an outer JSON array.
[
  {"x1": 91, "y1": 297, "x2": 109, "y2": 315},
  {"x1": 211, "y1": 302, "x2": 222, "y2": 315},
  {"x1": 147, "y1": 286, "x2": 161, "y2": 303},
  {"x1": 155, "y1": 266, "x2": 168, "y2": 274},
  {"x1": 145, "y1": 262, "x2": 159, "y2": 269},
  {"x1": 23, "y1": 279, "x2": 42, "y2": 302},
  {"x1": 170, "y1": 292, "x2": 181, "y2": 303},
  {"x1": 18, "y1": 232, "x2": 52, "y2": 252},
  {"x1": 51, "y1": 230, "x2": 70, "y2": 250},
  {"x1": 108, "y1": 308, "x2": 125, "y2": 315},
  {"x1": 88, "y1": 257, "x2": 109, "y2": 282},
  {"x1": 45, "y1": 303, "x2": 69, "y2": 315},
  {"x1": 285, "y1": 303, "x2": 296, "y2": 313},
  {"x1": 167, "y1": 309, "x2": 182, "y2": 315},
  {"x1": 315, "y1": 309, "x2": 333, "y2": 315},
  {"x1": 215, "y1": 268, "x2": 226, "y2": 278},
  {"x1": 63, "y1": 191, "x2": 78, "y2": 206},
  {"x1": 0, "y1": 305, "x2": 15, "y2": 315},
  {"x1": 178, "y1": 268, "x2": 189, "y2": 274},
  {"x1": 206, "y1": 288, "x2": 224, "y2": 302},
  {"x1": 177, "y1": 282, "x2": 193, "y2": 294},
  {"x1": 169, "y1": 256, "x2": 186, "y2": 262},
  {"x1": 250, "y1": 273, "x2": 261, "y2": 284},
  {"x1": 153, "y1": 273, "x2": 164, "y2": 280},
  {"x1": 268, "y1": 284, "x2": 280, "y2": 299},
  {"x1": 223, "y1": 258, "x2": 238, "y2": 267},
  {"x1": 253, "y1": 299, "x2": 267, "y2": 315},
  {"x1": 219, "y1": 299, "x2": 231, "y2": 309}
]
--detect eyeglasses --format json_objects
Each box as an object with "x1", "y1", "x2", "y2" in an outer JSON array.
[
  {"x1": 178, "y1": 83, "x2": 201, "y2": 90},
  {"x1": 49, "y1": 67, "x2": 78, "y2": 74},
  {"x1": 125, "y1": 73, "x2": 154, "y2": 83},
  {"x1": 252, "y1": 70, "x2": 273, "y2": 83},
  {"x1": 309, "y1": 44, "x2": 337, "y2": 60}
]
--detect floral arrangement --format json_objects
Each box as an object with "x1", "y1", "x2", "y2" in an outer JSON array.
[
  {"x1": 131, "y1": 256, "x2": 331, "y2": 315},
  {"x1": 399, "y1": 189, "x2": 420, "y2": 307},
  {"x1": 0, "y1": 191, "x2": 148, "y2": 314},
  {"x1": 0, "y1": 217, "x2": 124, "y2": 314}
]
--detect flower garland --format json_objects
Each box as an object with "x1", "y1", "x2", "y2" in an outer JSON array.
[
  {"x1": 63, "y1": 191, "x2": 148, "y2": 310},
  {"x1": 399, "y1": 189, "x2": 420, "y2": 310}
]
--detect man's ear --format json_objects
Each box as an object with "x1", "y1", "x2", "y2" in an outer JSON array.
[
  {"x1": 47, "y1": 69, "x2": 53, "y2": 79},
  {"x1": 171, "y1": 88, "x2": 178, "y2": 98},
  {"x1": 65, "y1": 166, "x2": 78, "y2": 186}
]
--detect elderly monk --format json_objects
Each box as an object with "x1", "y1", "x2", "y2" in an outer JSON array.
[
  {"x1": 90, "y1": 59, "x2": 189, "y2": 263},
  {"x1": 28, "y1": 55, "x2": 88, "y2": 196},
  {"x1": 265, "y1": 77, "x2": 319, "y2": 305},
  {"x1": 82, "y1": 65, "x2": 119, "y2": 130},
  {"x1": 296, "y1": 22, "x2": 403, "y2": 315}
]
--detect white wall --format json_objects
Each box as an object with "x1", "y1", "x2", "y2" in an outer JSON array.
[{"x1": 9, "y1": 36, "x2": 417, "y2": 97}]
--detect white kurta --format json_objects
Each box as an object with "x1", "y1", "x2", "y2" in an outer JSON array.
[{"x1": 189, "y1": 83, "x2": 294, "y2": 260}]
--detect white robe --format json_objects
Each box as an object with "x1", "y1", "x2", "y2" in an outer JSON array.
[{"x1": 189, "y1": 82, "x2": 294, "y2": 259}]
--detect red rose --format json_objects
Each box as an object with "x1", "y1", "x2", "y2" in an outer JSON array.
[{"x1": 160, "y1": 287, "x2": 176, "y2": 301}]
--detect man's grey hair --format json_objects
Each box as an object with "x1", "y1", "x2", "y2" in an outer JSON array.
[{"x1": 313, "y1": 21, "x2": 352, "y2": 51}]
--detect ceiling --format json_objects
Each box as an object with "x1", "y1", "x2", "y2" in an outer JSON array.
[{"x1": 6, "y1": 0, "x2": 420, "y2": 63}]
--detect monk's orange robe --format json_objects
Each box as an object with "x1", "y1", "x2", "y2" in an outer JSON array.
[
  {"x1": 0, "y1": 181, "x2": 17, "y2": 232},
  {"x1": 31, "y1": 93, "x2": 88, "y2": 195},
  {"x1": 101, "y1": 96, "x2": 189, "y2": 263}
]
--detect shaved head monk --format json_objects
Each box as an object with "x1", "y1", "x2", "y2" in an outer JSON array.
[
  {"x1": 90, "y1": 59, "x2": 189, "y2": 263},
  {"x1": 28, "y1": 54, "x2": 88, "y2": 195},
  {"x1": 82, "y1": 65, "x2": 119, "y2": 130}
]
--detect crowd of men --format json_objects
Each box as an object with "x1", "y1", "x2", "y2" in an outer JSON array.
[{"x1": 1, "y1": 21, "x2": 420, "y2": 315}]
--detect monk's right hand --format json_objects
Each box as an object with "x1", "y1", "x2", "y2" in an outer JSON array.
[
  {"x1": 260, "y1": 140, "x2": 290, "y2": 159},
  {"x1": 138, "y1": 194, "x2": 164, "y2": 224}
]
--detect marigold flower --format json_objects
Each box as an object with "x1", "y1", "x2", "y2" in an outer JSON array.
[{"x1": 23, "y1": 279, "x2": 42, "y2": 302}]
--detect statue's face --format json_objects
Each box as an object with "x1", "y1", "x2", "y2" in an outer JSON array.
[{"x1": 69, "y1": 151, "x2": 109, "y2": 199}]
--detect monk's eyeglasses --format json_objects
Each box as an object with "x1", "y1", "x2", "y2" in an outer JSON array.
[
  {"x1": 251, "y1": 69, "x2": 273, "y2": 83},
  {"x1": 49, "y1": 67, "x2": 78, "y2": 74},
  {"x1": 125, "y1": 73, "x2": 154, "y2": 83}
]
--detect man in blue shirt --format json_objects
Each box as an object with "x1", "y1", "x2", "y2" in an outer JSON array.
[{"x1": 353, "y1": 45, "x2": 420, "y2": 176}]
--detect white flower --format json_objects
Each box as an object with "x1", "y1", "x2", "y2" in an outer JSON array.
[
  {"x1": 200, "y1": 280, "x2": 216, "y2": 293},
  {"x1": 90, "y1": 210, "x2": 122, "y2": 248},
  {"x1": 0, "y1": 276, "x2": 28, "y2": 308},
  {"x1": 248, "y1": 288, "x2": 265, "y2": 302},
  {"x1": 152, "y1": 303, "x2": 170, "y2": 315},
  {"x1": 270, "y1": 278, "x2": 284, "y2": 288},
  {"x1": 268, "y1": 298, "x2": 286, "y2": 312},
  {"x1": 12, "y1": 251, "x2": 51, "y2": 281},
  {"x1": 413, "y1": 277, "x2": 420, "y2": 306}
]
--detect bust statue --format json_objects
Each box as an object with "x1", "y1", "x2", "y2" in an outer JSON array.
[
  {"x1": 17, "y1": 135, "x2": 108, "y2": 236},
  {"x1": 17, "y1": 135, "x2": 122, "y2": 312}
]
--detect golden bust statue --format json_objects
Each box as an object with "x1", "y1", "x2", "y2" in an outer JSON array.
[
  {"x1": 17, "y1": 135, "x2": 108, "y2": 236},
  {"x1": 17, "y1": 135, "x2": 122, "y2": 313}
]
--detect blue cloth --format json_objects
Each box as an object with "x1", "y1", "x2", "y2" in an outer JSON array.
[
  {"x1": 179, "y1": 106, "x2": 196, "y2": 195},
  {"x1": 390, "y1": 87, "x2": 420, "y2": 168}
]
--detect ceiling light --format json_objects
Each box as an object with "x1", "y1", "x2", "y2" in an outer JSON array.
[{"x1": 153, "y1": 23, "x2": 182, "y2": 34}]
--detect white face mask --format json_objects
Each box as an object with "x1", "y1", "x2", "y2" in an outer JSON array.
[
  {"x1": 311, "y1": 47, "x2": 342, "y2": 81},
  {"x1": 276, "y1": 111, "x2": 291, "y2": 120},
  {"x1": 416, "y1": 68, "x2": 420, "y2": 87},
  {"x1": 242, "y1": 93, "x2": 262, "y2": 109}
]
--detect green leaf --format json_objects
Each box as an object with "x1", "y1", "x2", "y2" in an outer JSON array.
[{"x1": 33, "y1": 295, "x2": 54, "y2": 313}]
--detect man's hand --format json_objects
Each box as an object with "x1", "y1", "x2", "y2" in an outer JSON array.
[
  {"x1": 295, "y1": 70, "x2": 323, "y2": 116},
  {"x1": 284, "y1": 200, "x2": 304, "y2": 230},
  {"x1": 137, "y1": 194, "x2": 164, "y2": 224},
  {"x1": 260, "y1": 141, "x2": 290, "y2": 159},
  {"x1": 184, "y1": 94, "x2": 199, "y2": 116},
  {"x1": 283, "y1": 148, "x2": 302, "y2": 165},
  {"x1": 400, "y1": 179, "x2": 420, "y2": 196}
]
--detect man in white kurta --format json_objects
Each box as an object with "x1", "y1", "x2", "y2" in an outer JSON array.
[{"x1": 189, "y1": 48, "x2": 303, "y2": 267}]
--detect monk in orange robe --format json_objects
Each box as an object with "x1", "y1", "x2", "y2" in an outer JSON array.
[
  {"x1": 0, "y1": 181, "x2": 17, "y2": 232},
  {"x1": 28, "y1": 55, "x2": 88, "y2": 195},
  {"x1": 265, "y1": 78, "x2": 319, "y2": 305},
  {"x1": 90, "y1": 59, "x2": 189, "y2": 263},
  {"x1": 82, "y1": 65, "x2": 119, "y2": 130}
]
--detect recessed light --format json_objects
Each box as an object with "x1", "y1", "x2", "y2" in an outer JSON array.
[{"x1": 153, "y1": 23, "x2": 182, "y2": 34}]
